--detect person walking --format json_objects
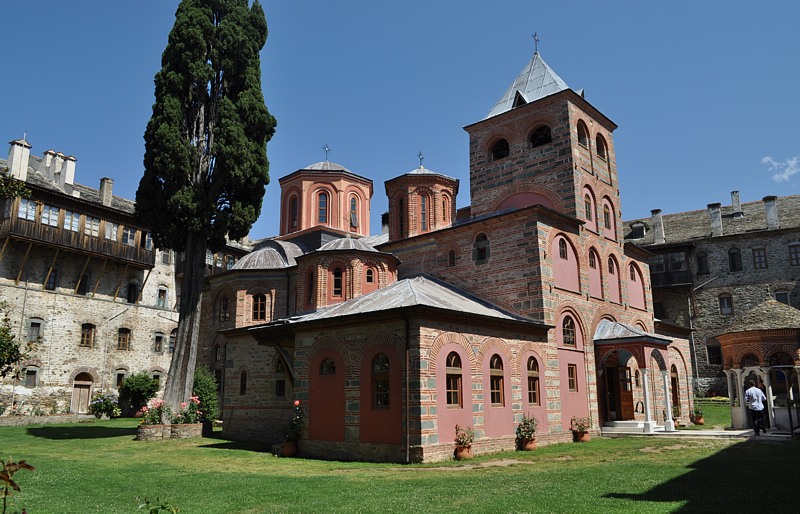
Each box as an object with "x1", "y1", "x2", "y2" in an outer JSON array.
[{"x1": 744, "y1": 380, "x2": 767, "y2": 436}]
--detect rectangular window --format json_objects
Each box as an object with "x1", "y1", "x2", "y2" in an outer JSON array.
[
  {"x1": 84, "y1": 216, "x2": 100, "y2": 237},
  {"x1": 161, "y1": 250, "x2": 172, "y2": 265},
  {"x1": 116, "y1": 373, "x2": 126, "y2": 388},
  {"x1": 41, "y1": 205, "x2": 59, "y2": 227},
  {"x1": 568, "y1": 364, "x2": 578, "y2": 392},
  {"x1": 117, "y1": 329, "x2": 131, "y2": 351},
  {"x1": 63, "y1": 210, "x2": 80, "y2": 231},
  {"x1": 528, "y1": 376, "x2": 540, "y2": 405},
  {"x1": 28, "y1": 321, "x2": 41, "y2": 342},
  {"x1": 152, "y1": 374, "x2": 161, "y2": 389},
  {"x1": 127, "y1": 283, "x2": 138, "y2": 304},
  {"x1": 373, "y1": 379, "x2": 389, "y2": 408},
  {"x1": 105, "y1": 222, "x2": 119, "y2": 241},
  {"x1": 153, "y1": 334, "x2": 164, "y2": 353},
  {"x1": 25, "y1": 369, "x2": 37, "y2": 388},
  {"x1": 157, "y1": 288, "x2": 168, "y2": 309},
  {"x1": 446, "y1": 373, "x2": 462, "y2": 407},
  {"x1": 122, "y1": 227, "x2": 137, "y2": 246},
  {"x1": 18, "y1": 199, "x2": 37, "y2": 221},
  {"x1": 275, "y1": 379, "x2": 286, "y2": 398},
  {"x1": 707, "y1": 346, "x2": 722, "y2": 366},
  {"x1": 719, "y1": 296, "x2": 733, "y2": 315},
  {"x1": 774, "y1": 291, "x2": 790, "y2": 305},
  {"x1": 80, "y1": 324, "x2": 95, "y2": 348},
  {"x1": 490, "y1": 375, "x2": 504, "y2": 406},
  {"x1": 752, "y1": 248, "x2": 767, "y2": 270},
  {"x1": 76, "y1": 274, "x2": 90, "y2": 296},
  {"x1": 45, "y1": 270, "x2": 58, "y2": 291},
  {"x1": 790, "y1": 245, "x2": 800, "y2": 266},
  {"x1": 141, "y1": 232, "x2": 153, "y2": 250}
]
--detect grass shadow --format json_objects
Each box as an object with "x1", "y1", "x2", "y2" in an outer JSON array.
[
  {"x1": 604, "y1": 439, "x2": 799, "y2": 511},
  {"x1": 26, "y1": 425, "x2": 138, "y2": 440},
  {"x1": 199, "y1": 440, "x2": 274, "y2": 452}
]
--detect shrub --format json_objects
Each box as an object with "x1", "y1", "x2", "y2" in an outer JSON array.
[
  {"x1": 140, "y1": 398, "x2": 170, "y2": 425},
  {"x1": 515, "y1": 414, "x2": 538, "y2": 440},
  {"x1": 171, "y1": 396, "x2": 201, "y2": 424},
  {"x1": 119, "y1": 372, "x2": 159, "y2": 417},
  {"x1": 89, "y1": 393, "x2": 120, "y2": 419},
  {"x1": 192, "y1": 367, "x2": 219, "y2": 423},
  {"x1": 285, "y1": 400, "x2": 304, "y2": 442}
]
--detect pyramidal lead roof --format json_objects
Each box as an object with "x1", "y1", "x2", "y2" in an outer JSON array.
[{"x1": 486, "y1": 51, "x2": 570, "y2": 119}]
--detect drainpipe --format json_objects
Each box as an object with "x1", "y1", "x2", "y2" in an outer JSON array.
[{"x1": 403, "y1": 315, "x2": 410, "y2": 464}]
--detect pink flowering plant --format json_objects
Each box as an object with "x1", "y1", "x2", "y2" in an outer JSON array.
[
  {"x1": 171, "y1": 396, "x2": 202, "y2": 424},
  {"x1": 140, "y1": 398, "x2": 171, "y2": 425}
]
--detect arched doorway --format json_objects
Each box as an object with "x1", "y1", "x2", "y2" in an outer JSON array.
[
  {"x1": 71, "y1": 372, "x2": 93, "y2": 414},
  {"x1": 602, "y1": 349, "x2": 636, "y2": 422}
]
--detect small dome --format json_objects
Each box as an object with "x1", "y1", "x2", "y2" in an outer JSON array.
[
  {"x1": 318, "y1": 237, "x2": 378, "y2": 253},
  {"x1": 304, "y1": 161, "x2": 352, "y2": 173},
  {"x1": 232, "y1": 240, "x2": 304, "y2": 270}
]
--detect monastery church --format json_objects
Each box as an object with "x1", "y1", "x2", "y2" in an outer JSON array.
[{"x1": 198, "y1": 50, "x2": 694, "y2": 463}]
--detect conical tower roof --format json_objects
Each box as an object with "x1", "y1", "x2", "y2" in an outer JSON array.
[{"x1": 486, "y1": 51, "x2": 570, "y2": 119}]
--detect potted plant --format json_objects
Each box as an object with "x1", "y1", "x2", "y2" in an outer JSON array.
[
  {"x1": 454, "y1": 424, "x2": 474, "y2": 460},
  {"x1": 570, "y1": 416, "x2": 592, "y2": 442},
  {"x1": 170, "y1": 396, "x2": 203, "y2": 438},
  {"x1": 692, "y1": 406, "x2": 705, "y2": 426},
  {"x1": 283, "y1": 400, "x2": 304, "y2": 457},
  {"x1": 515, "y1": 414, "x2": 538, "y2": 451}
]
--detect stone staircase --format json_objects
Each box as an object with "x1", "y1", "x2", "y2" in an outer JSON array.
[{"x1": 601, "y1": 420, "x2": 666, "y2": 434}]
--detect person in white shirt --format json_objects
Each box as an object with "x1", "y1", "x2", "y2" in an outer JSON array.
[{"x1": 744, "y1": 380, "x2": 767, "y2": 436}]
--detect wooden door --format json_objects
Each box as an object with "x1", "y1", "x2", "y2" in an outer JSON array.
[
  {"x1": 71, "y1": 384, "x2": 91, "y2": 414},
  {"x1": 618, "y1": 367, "x2": 634, "y2": 420}
]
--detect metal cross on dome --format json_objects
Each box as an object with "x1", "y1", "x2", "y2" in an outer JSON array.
[
  {"x1": 418, "y1": 151, "x2": 424, "y2": 168},
  {"x1": 323, "y1": 143, "x2": 331, "y2": 161},
  {"x1": 533, "y1": 32, "x2": 539, "y2": 53}
]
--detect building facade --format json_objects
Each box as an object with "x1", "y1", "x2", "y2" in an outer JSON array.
[
  {"x1": 624, "y1": 192, "x2": 800, "y2": 395},
  {"x1": 198, "y1": 50, "x2": 695, "y2": 462},
  {"x1": 0, "y1": 140, "x2": 178, "y2": 415}
]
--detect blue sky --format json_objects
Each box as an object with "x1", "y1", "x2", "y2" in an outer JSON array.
[{"x1": 3, "y1": 1, "x2": 799, "y2": 239}]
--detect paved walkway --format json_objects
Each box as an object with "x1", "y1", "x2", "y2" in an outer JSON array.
[{"x1": 602, "y1": 427, "x2": 794, "y2": 440}]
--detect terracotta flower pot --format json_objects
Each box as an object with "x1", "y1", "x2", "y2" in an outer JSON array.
[
  {"x1": 518, "y1": 438, "x2": 537, "y2": 451},
  {"x1": 573, "y1": 431, "x2": 591, "y2": 442},
  {"x1": 694, "y1": 417, "x2": 705, "y2": 426},
  {"x1": 454, "y1": 445, "x2": 473, "y2": 460},
  {"x1": 282, "y1": 441, "x2": 297, "y2": 457}
]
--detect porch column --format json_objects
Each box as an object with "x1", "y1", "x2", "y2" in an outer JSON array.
[
  {"x1": 662, "y1": 370, "x2": 675, "y2": 431},
  {"x1": 641, "y1": 369, "x2": 656, "y2": 433},
  {"x1": 725, "y1": 370, "x2": 735, "y2": 428},
  {"x1": 736, "y1": 369, "x2": 748, "y2": 429},
  {"x1": 763, "y1": 369, "x2": 775, "y2": 429}
]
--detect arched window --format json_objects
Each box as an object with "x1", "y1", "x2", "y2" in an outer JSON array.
[
  {"x1": 372, "y1": 353, "x2": 390, "y2": 408},
  {"x1": 320, "y1": 358, "x2": 336, "y2": 375},
  {"x1": 530, "y1": 125, "x2": 552, "y2": 148},
  {"x1": 589, "y1": 251, "x2": 596, "y2": 269},
  {"x1": 366, "y1": 268, "x2": 374, "y2": 283},
  {"x1": 290, "y1": 195, "x2": 298, "y2": 229},
  {"x1": 332, "y1": 267, "x2": 343, "y2": 297},
  {"x1": 442, "y1": 197, "x2": 450, "y2": 222},
  {"x1": 153, "y1": 333, "x2": 164, "y2": 353},
  {"x1": 445, "y1": 352, "x2": 462, "y2": 407},
  {"x1": 584, "y1": 194, "x2": 593, "y2": 220},
  {"x1": 473, "y1": 233, "x2": 490, "y2": 263},
  {"x1": 489, "y1": 354, "x2": 504, "y2": 406},
  {"x1": 562, "y1": 317, "x2": 576, "y2": 346},
  {"x1": 252, "y1": 293, "x2": 267, "y2": 321},
  {"x1": 117, "y1": 328, "x2": 131, "y2": 351},
  {"x1": 630, "y1": 265, "x2": 637, "y2": 281},
  {"x1": 239, "y1": 370, "x2": 247, "y2": 395},
  {"x1": 603, "y1": 205, "x2": 611, "y2": 230},
  {"x1": 80, "y1": 323, "x2": 95, "y2": 348},
  {"x1": 558, "y1": 238, "x2": 568, "y2": 259},
  {"x1": 448, "y1": 250, "x2": 456, "y2": 267},
  {"x1": 306, "y1": 271, "x2": 315, "y2": 306},
  {"x1": 577, "y1": 121, "x2": 589, "y2": 147},
  {"x1": 318, "y1": 192, "x2": 328, "y2": 224},
  {"x1": 527, "y1": 356, "x2": 540, "y2": 406},
  {"x1": 491, "y1": 139, "x2": 509, "y2": 161},
  {"x1": 596, "y1": 134, "x2": 608, "y2": 160},
  {"x1": 728, "y1": 248, "x2": 743, "y2": 272},
  {"x1": 218, "y1": 296, "x2": 230, "y2": 321},
  {"x1": 350, "y1": 196, "x2": 359, "y2": 228},
  {"x1": 420, "y1": 195, "x2": 428, "y2": 232},
  {"x1": 398, "y1": 198, "x2": 405, "y2": 235}
]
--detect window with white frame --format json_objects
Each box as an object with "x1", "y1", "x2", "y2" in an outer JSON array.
[
  {"x1": 42, "y1": 204, "x2": 59, "y2": 226},
  {"x1": 105, "y1": 221, "x2": 119, "y2": 241},
  {"x1": 85, "y1": 216, "x2": 100, "y2": 237},
  {"x1": 63, "y1": 210, "x2": 80, "y2": 231},
  {"x1": 18, "y1": 199, "x2": 36, "y2": 221},
  {"x1": 122, "y1": 227, "x2": 136, "y2": 246}
]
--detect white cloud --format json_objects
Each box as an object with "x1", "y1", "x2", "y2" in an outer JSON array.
[{"x1": 763, "y1": 155, "x2": 800, "y2": 183}]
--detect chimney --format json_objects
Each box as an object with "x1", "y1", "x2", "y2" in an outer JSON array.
[
  {"x1": 381, "y1": 211, "x2": 389, "y2": 235},
  {"x1": 63, "y1": 155, "x2": 76, "y2": 185},
  {"x1": 99, "y1": 178, "x2": 114, "y2": 206},
  {"x1": 7, "y1": 139, "x2": 31, "y2": 181},
  {"x1": 41, "y1": 149, "x2": 57, "y2": 181},
  {"x1": 650, "y1": 209, "x2": 666, "y2": 244},
  {"x1": 763, "y1": 195, "x2": 779, "y2": 230},
  {"x1": 708, "y1": 203, "x2": 723, "y2": 237},
  {"x1": 731, "y1": 191, "x2": 743, "y2": 218}
]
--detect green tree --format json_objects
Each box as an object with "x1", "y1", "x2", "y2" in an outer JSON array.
[
  {"x1": 136, "y1": 0, "x2": 276, "y2": 412},
  {"x1": 0, "y1": 165, "x2": 30, "y2": 200},
  {"x1": 0, "y1": 302, "x2": 25, "y2": 379},
  {"x1": 192, "y1": 366, "x2": 219, "y2": 423},
  {"x1": 118, "y1": 371, "x2": 159, "y2": 417}
]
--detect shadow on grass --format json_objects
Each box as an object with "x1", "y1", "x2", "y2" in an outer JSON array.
[
  {"x1": 199, "y1": 440, "x2": 274, "y2": 452},
  {"x1": 26, "y1": 424, "x2": 138, "y2": 440},
  {"x1": 604, "y1": 439, "x2": 799, "y2": 511}
]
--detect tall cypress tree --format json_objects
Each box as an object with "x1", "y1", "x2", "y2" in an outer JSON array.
[{"x1": 136, "y1": 0, "x2": 276, "y2": 412}]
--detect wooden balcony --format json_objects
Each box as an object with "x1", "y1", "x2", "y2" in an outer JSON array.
[
  {"x1": 0, "y1": 217, "x2": 155, "y2": 268},
  {"x1": 651, "y1": 270, "x2": 692, "y2": 288}
]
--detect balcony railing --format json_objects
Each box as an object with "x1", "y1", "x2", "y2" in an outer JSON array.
[
  {"x1": 0, "y1": 217, "x2": 155, "y2": 268},
  {"x1": 651, "y1": 270, "x2": 692, "y2": 288}
]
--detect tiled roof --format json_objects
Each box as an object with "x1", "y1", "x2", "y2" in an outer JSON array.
[
  {"x1": 283, "y1": 275, "x2": 535, "y2": 325},
  {"x1": 624, "y1": 195, "x2": 800, "y2": 246},
  {"x1": 317, "y1": 236, "x2": 379, "y2": 253},
  {"x1": 726, "y1": 298, "x2": 800, "y2": 333},
  {"x1": 486, "y1": 51, "x2": 570, "y2": 119},
  {"x1": 303, "y1": 161, "x2": 352, "y2": 172},
  {"x1": 593, "y1": 319, "x2": 671, "y2": 344},
  {"x1": 233, "y1": 239, "x2": 304, "y2": 270}
]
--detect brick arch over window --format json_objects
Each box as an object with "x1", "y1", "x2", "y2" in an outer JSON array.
[
  {"x1": 576, "y1": 119, "x2": 590, "y2": 147},
  {"x1": 357, "y1": 335, "x2": 404, "y2": 444},
  {"x1": 556, "y1": 309, "x2": 585, "y2": 350},
  {"x1": 429, "y1": 332, "x2": 475, "y2": 373},
  {"x1": 551, "y1": 234, "x2": 580, "y2": 292},
  {"x1": 475, "y1": 337, "x2": 515, "y2": 375},
  {"x1": 491, "y1": 184, "x2": 563, "y2": 213},
  {"x1": 627, "y1": 262, "x2": 646, "y2": 310},
  {"x1": 485, "y1": 130, "x2": 514, "y2": 161},
  {"x1": 282, "y1": 185, "x2": 302, "y2": 234},
  {"x1": 590, "y1": 311, "x2": 618, "y2": 338}
]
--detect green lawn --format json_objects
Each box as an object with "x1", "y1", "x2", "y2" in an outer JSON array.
[
  {"x1": 2, "y1": 418, "x2": 797, "y2": 513},
  {"x1": 679, "y1": 400, "x2": 732, "y2": 430}
]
